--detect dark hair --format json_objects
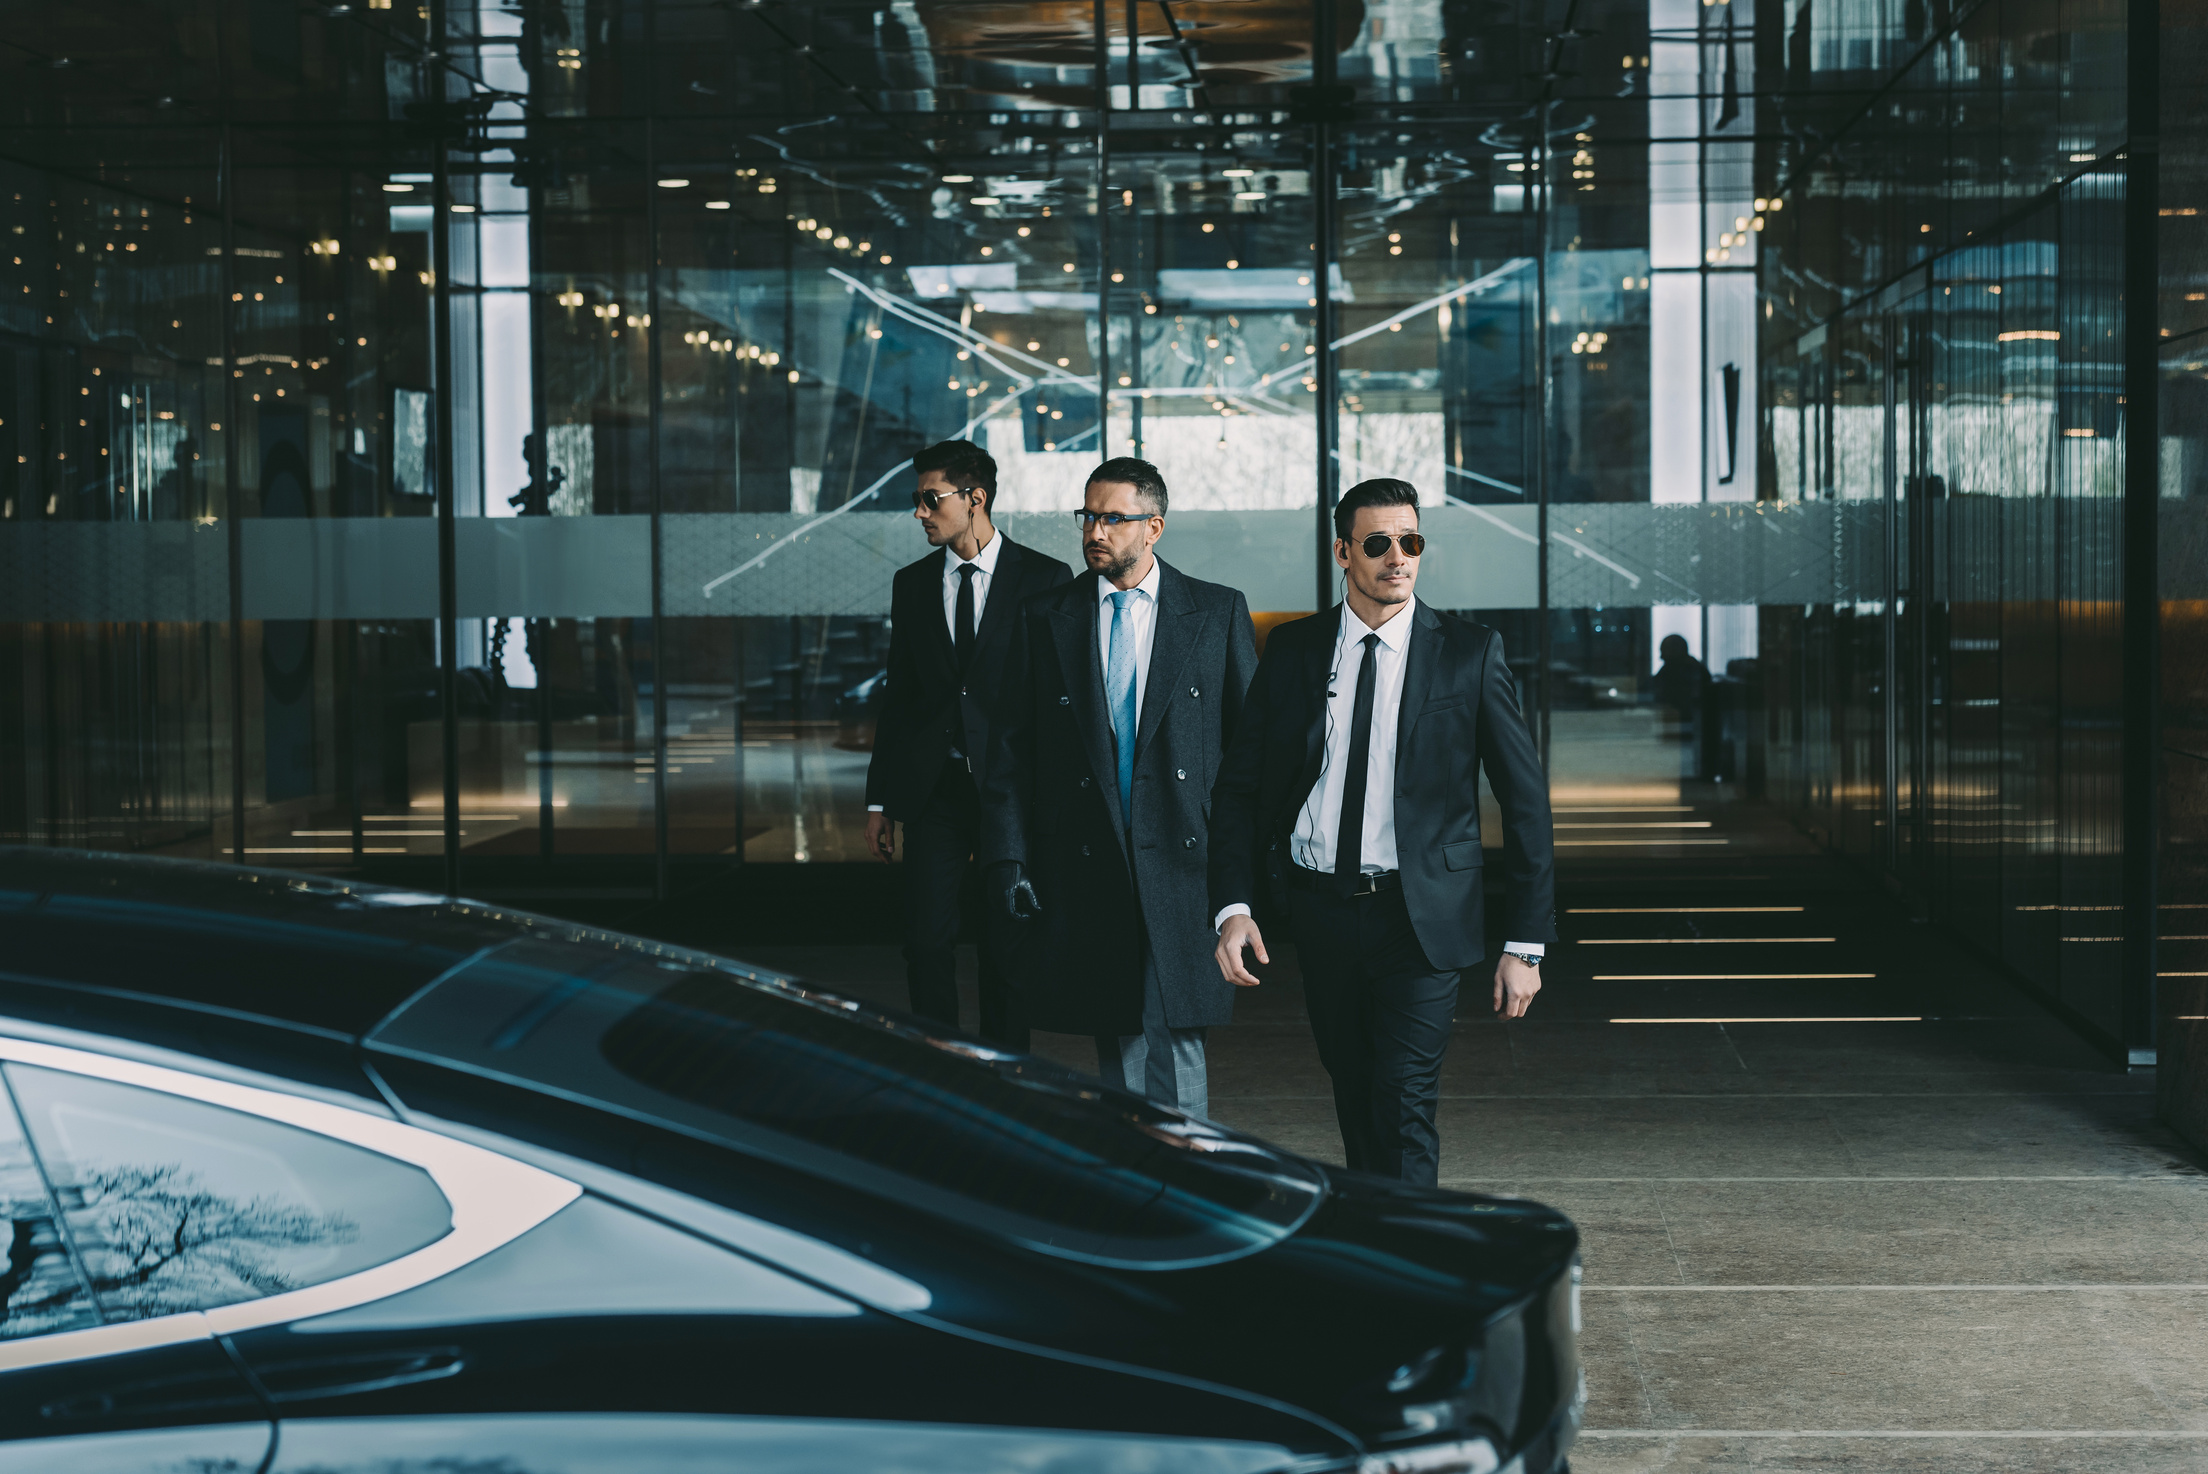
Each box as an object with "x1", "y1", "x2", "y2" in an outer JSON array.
[
  {"x1": 913, "y1": 439, "x2": 998, "y2": 513},
  {"x1": 1334, "y1": 478, "x2": 1419, "y2": 540},
  {"x1": 1086, "y1": 456, "x2": 1168, "y2": 516}
]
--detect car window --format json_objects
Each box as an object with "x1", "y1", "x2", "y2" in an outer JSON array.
[
  {"x1": 4, "y1": 1065, "x2": 453, "y2": 1322},
  {"x1": 369, "y1": 940, "x2": 1324, "y2": 1269},
  {"x1": 0, "y1": 1082, "x2": 101, "y2": 1342}
]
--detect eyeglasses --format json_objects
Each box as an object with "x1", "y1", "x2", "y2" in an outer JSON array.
[
  {"x1": 913, "y1": 485, "x2": 978, "y2": 513},
  {"x1": 1073, "y1": 510, "x2": 1158, "y2": 529},
  {"x1": 1352, "y1": 531, "x2": 1426, "y2": 559}
]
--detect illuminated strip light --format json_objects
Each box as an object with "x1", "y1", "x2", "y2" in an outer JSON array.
[
  {"x1": 1579, "y1": 937, "x2": 1836, "y2": 945},
  {"x1": 226, "y1": 847, "x2": 407, "y2": 855},
  {"x1": 1554, "y1": 838, "x2": 1722, "y2": 851},
  {"x1": 2161, "y1": 973, "x2": 2208, "y2": 978},
  {"x1": 1555, "y1": 821, "x2": 1712, "y2": 829},
  {"x1": 1611, "y1": 1015, "x2": 1916, "y2": 1023},
  {"x1": 364, "y1": 814, "x2": 521, "y2": 821},
  {"x1": 1570, "y1": 907, "x2": 1804, "y2": 913},
  {"x1": 1597, "y1": 973, "x2": 1874, "y2": 981},
  {"x1": 1997, "y1": 329, "x2": 2060, "y2": 341},
  {"x1": 1556, "y1": 806, "x2": 1695, "y2": 813}
]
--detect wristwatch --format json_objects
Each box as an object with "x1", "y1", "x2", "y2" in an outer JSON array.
[{"x1": 1505, "y1": 951, "x2": 1542, "y2": 969}]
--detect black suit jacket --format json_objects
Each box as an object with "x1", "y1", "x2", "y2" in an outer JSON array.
[
  {"x1": 981, "y1": 559, "x2": 1258, "y2": 1035},
  {"x1": 865, "y1": 535, "x2": 1071, "y2": 819},
  {"x1": 1207, "y1": 600, "x2": 1556, "y2": 968}
]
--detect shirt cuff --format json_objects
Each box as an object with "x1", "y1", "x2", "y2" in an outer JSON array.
[
  {"x1": 867, "y1": 804, "x2": 884, "y2": 813},
  {"x1": 1214, "y1": 903, "x2": 1252, "y2": 933},
  {"x1": 1502, "y1": 941, "x2": 1544, "y2": 960}
]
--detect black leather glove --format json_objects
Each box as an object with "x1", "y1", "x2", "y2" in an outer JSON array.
[{"x1": 988, "y1": 861, "x2": 1043, "y2": 921}]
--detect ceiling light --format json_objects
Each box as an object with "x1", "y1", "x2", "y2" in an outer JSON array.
[
  {"x1": 970, "y1": 196, "x2": 999, "y2": 206},
  {"x1": 1222, "y1": 167, "x2": 1254, "y2": 178},
  {"x1": 943, "y1": 174, "x2": 974, "y2": 183},
  {"x1": 705, "y1": 200, "x2": 731, "y2": 210},
  {"x1": 657, "y1": 178, "x2": 689, "y2": 189},
  {"x1": 381, "y1": 183, "x2": 414, "y2": 193},
  {"x1": 1235, "y1": 192, "x2": 1265, "y2": 201}
]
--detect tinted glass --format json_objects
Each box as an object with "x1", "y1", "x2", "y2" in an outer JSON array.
[
  {"x1": 0, "y1": 1076, "x2": 100, "y2": 1341},
  {"x1": 369, "y1": 940, "x2": 1322, "y2": 1268},
  {"x1": 6, "y1": 1066, "x2": 452, "y2": 1320}
]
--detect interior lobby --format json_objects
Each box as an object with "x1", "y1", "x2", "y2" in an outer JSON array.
[{"x1": 1, "y1": 0, "x2": 2204, "y2": 1466}]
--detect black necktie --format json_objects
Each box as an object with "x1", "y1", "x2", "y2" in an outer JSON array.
[
  {"x1": 954, "y1": 562, "x2": 977, "y2": 669},
  {"x1": 1335, "y1": 633, "x2": 1380, "y2": 892}
]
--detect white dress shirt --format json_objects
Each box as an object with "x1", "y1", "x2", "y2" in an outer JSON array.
[
  {"x1": 940, "y1": 525, "x2": 1004, "y2": 639},
  {"x1": 1214, "y1": 595, "x2": 1543, "y2": 959},
  {"x1": 1097, "y1": 556, "x2": 1162, "y2": 719}
]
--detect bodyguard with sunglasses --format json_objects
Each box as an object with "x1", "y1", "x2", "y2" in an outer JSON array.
[
  {"x1": 981, "y1": 458, "x2": 1256, "y2": 1117},
  {"x1": 1208, "y1": 478, "x2": 1556, "y2": 1185},
  {"x1": 864, "y1": 439, "x2": 1070, "y2": 1046}
]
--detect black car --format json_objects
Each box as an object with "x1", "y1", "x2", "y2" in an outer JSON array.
[{"x1": 0, "y1": 852, "x2": 1582, "y2": 1474}]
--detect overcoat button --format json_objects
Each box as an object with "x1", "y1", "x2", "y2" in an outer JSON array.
[
  {"x1": 1176, "y1": 769, "x2": 1186, "y2": 780},
  {"x1": 1184, "y1": 837, "x2": 1196, "y2": 848},
  {"x1": 1079, "y1": 777, "x2": 1091, "y2": 788},
  {"x1": 1189, "y1": 686, "x2": 1199, "y2": 697},
  {"x1": 1081, "y1": 844, "x2": 1091, "y2": 856},
  {"x1": 1058, "y1": 696, "x2": 1071, "y2": 706}
]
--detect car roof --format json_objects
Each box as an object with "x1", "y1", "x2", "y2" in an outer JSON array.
[{"x1": 0, "y1": 849, "x2": 634, "y2": 1037}]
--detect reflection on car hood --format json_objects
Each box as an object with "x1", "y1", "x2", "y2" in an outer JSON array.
[{"x1": 366, "y1": 936, "x2": 1325, "y2": 1271}]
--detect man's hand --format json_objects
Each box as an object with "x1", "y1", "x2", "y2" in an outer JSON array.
[
  {"x1": 864, "y1": 810, "x2": 895, "y2": 863},
  {"x1": 1493, "y1": 954, "x2": 1541, "y2": 1019},
  {"x1": 1215, "y1": 914, "x2": 1269, "y2": 988},
  {"x1": 987, "y1": 861, "x2": 1044, "y2": 921}
]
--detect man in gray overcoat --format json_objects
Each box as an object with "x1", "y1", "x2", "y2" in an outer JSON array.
[{"x1": 981, "y1": 457, "x2": 1258, "y2": 1118}]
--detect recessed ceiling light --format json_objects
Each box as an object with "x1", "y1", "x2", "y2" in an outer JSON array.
[
  {"x1": 657, "y1": 178, "x2": 690, "y2": 189},
  {"x1": 1222, "y1": 167, "x2": 1254, "y2": 178},
  {"x1": 970, "y1": 196, "x2": 999, "y2": 206},
  {"x1": 943, "y1": 174, "x2": 974, "y2": 183},
  {"x1": 705, "y1": 200, "x2": 731, "y2": 210},
  {"x1": 1235, "y1": 191, "x2": 1266, "y2": 201}
]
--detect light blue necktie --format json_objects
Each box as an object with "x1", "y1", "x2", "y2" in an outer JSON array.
[{"x1": 1106, "y1": 589, "x2": 1139, "y2": 826}]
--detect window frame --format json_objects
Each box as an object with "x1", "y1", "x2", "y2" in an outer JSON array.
[{"x1": 0, "y1": 1035, "x2": 579, "y2": 1373}]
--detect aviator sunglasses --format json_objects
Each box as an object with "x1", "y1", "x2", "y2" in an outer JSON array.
[
  {"x1": 913, "y1": 484, "x2": 980, "y2": 513},
  {"x1": 1350, "y1": 531, "x2": 1426, "y2": 559},
  {"x1": 1071, "y1": 510, "x2": 1159, "y2": 529}
]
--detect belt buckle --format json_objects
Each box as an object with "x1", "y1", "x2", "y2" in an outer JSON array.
[{"x1": 1351, "y1": 870, "x2": 1380, "y2": 897}]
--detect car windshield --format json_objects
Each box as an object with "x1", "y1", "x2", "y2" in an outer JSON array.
[{"x1": 366, "y1": 938, "x2": 1323, "y2": 1269}]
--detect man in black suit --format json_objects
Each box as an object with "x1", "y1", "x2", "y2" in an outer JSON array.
[
  {"x1": 982, "y1": 458, "x2": 1257, "y2": 1117},
  {"x1": 865, "y1": 439, "x2": 1070, "y2": 1047},
  {"x1": 1208, "y1": 478, "x2": 1556, "y2": 1184}
]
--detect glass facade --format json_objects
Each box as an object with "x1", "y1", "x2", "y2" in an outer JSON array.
[{"x1": 0, "y1": 2, "x2": 2197, "y2": 1111}]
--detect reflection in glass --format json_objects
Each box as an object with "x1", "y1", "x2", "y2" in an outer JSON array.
[
  {"x1": 0, "y1": 1079, "x2": 100, "y2": 1341},
  {"x1": 6, "y1": 1067, "x2": 451, "y2": 1319}
]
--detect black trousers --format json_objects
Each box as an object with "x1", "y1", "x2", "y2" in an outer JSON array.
[
  {"x1": 901, "y1": 764, "x2": 1027, "y2": 1050},
  {"x1": 1287, "y1": 878, "x2": 1459, "y2": 1187}
]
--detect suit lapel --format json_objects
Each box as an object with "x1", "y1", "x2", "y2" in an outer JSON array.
[
  {"x1": 1294, "y1": 607, "x2": 1339, "y2": 806},
  {"x1": 1134, "y1": 560, "x2": 1201, "y2": 759},
  {"x1": 920, "y1": 547, "x2": 958, "y2": 680},
  {"x1": 971, "y1": 535, "x2": 1022, "y2": 658},
  {"x1": 1048, "y1": 573, "x2": 1127, "y2": 839},
  {"x1": 1393, "y1": 601, "x2": 1442, "y2": 784}
]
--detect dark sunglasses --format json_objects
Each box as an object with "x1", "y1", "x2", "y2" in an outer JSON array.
[
  {"x1": 1351, "y1": 531, "x2": 1426, "y2": 559},
  {"x1": 1073, "y1": 510, "x2": 1158, "y2": 529},
  {"x1": 913, "y1": 485, "x2": 979, "y2": 513}
]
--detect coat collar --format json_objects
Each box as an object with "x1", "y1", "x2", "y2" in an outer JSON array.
[
  {"x1": 1047, "y1": 570, "x2": 1127, "y2": 839},
  {"x1": 1134, "y1": 558, "x2": 1202, "y2": 759}
]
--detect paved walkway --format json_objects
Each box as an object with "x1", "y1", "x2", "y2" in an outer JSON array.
[{"x1": 719, "y1": 852, "x2": 2207, "y2": 1473}]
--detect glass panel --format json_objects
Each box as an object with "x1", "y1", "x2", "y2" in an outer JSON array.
[
  {"x1": 7, "y1": 1066, "x2": 451, "y2": 1319},
  {"x1": 0, "y1": 1073, "x2": 100, "y2": 1340}
]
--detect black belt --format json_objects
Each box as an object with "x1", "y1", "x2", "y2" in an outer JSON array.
[{"x1": 1287, "y1": 863, "x2": 1400, "y2": 896}]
